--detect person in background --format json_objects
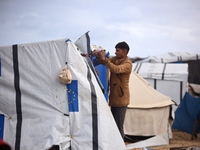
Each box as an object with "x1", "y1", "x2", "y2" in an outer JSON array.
[{"x1": 92, "y1": 41, "x2": 132, "y2": 140}]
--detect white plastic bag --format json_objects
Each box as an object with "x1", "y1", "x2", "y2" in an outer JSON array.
[{"x1": 57, "y1": 63, "x2": 72, "y2": 84}]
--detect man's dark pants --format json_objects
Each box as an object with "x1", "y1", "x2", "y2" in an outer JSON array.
[{"x1": 111, "y1": 106, "x2": 127, "y2": 140}]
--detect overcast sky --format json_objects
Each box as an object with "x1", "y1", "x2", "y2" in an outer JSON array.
[{"x1": 0, "y1": 0, "x2": 200, "y2": 57}]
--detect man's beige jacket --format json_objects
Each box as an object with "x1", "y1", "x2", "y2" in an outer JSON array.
[{"x1": 100, "y1": 56, "x2": 132, "y2": 107}]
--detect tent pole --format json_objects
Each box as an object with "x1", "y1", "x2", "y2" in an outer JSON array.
[{"x1": 191, "y1": 118, "x2": 199, "y2": 140}]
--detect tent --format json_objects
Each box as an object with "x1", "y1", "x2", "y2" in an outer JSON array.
[
  {"x1": 0, "y1": 35, "x2": 126, "y2": 149},
  {"x1": 172, "y1": 92, "x2": 200, "y2": 138},
  {"x1": 135, "y1": 52, "x2": 200, "y2": 84},
  {"x1": 132, "y1": 63, "x2": 188, "y2": 111},
  {"x1": 135, "y1": 52, "x2": 199, "y2": 63},
  {"x1": 125, "y1": 71, "x2": 174, "y2": 149},
  {"x1": 74, "y1": 34, "x2": 109, "y2": 101}
]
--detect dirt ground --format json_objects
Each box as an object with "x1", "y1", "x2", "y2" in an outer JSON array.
[{"x1": 129, "y1": 130, "x2": 200, "y2": 150}]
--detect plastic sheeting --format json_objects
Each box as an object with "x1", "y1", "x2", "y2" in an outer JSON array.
[
  {"x1": 135, "y1": 52, "x2": 200, "y2": 63},
  {"x1": 126, "y1": 132, "x2": 170, "y2": 149},
  {"x1": 133, "y1": 63, "x2": 188, "y2": 82},
  {"x1": 0, "y1": 38, "x2": 126, "y2": 150},
  {"x1": 172, "y1": 92, "x2": 200, "y2": 137},
  {"x1": 134, "y1": 52, "x2": 200, "y2": 84}
]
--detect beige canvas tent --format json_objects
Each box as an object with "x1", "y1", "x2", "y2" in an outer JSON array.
[
  {"x1": 125, "y1": 71, "x2": 174, "y2": 149},
  {"x1": 132, "y1": 63, "x2": 188, "y2": 111}
]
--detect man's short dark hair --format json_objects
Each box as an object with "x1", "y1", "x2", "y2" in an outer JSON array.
[{"x1": 115, "y1": 41, "x2": 130, "y2": 54}]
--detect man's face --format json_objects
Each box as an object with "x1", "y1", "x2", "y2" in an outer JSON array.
[{"x1": 115, "y1": 48, "x2": 126, "y2": 59}]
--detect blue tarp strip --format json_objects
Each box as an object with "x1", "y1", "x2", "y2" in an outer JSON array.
[{"x1": 0, "y1": 114, "x2": 5, "y2": 139}]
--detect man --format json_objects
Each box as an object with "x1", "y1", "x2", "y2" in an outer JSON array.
[{"x1": 92, "y1": 41, "x2": 132, "y2": 139}]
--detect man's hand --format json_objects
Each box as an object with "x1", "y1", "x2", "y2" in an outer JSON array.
[
  {"x1": 99, "y1": 50, "x2": 106, "y2": 61},
  {"x1": 92, "y1": 50, "x2": 106, "y2": 61},
  {"x1": 92, "y1": 50, "x2": 99, "y2": 57}
]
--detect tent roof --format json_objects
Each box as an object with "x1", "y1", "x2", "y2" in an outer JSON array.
[
  {"x1": 133, "y1": 63, "x2": 188, "y2": 82},
  {"x1": 136, "y1": 52, "x2": 200, "y2": 63},
  {"x1": 129, "y1": 71, "x2": 174, "y2": 108}
]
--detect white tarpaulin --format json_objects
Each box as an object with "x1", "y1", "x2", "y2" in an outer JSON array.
[
  {"x1": 134, "y1": 51, "x2": 200, "y2": 85},
  {"x1": 133, "y1": 63, "x2": 188, "y2": 111},
  {"x1": 0, "y1": 38, "x2": 126, "y2": 150},
  {"x1": 135, "y1": 52, "x2": 200, "y2": 63},
  {"x1": 125, "y1": 71, "x2": 174, "y2": 149},
  {"x1": 126, "y1": 132, "x2": 169, "y2": 150},
  {"x1": 133, "y1": 63, "x2": 188, "y2": 82}
]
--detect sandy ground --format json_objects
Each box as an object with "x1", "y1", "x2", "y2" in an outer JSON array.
[{"x1": 129, "y1": 130, "x2": 200, "y2": 150}]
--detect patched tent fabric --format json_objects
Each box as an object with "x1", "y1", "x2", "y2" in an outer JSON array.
[
  {"x1": 125, "y1": 71, "x2": 174, "y2": 149},
  {"x1": 0, "y1": 38, "x2": 126, "y2": 150}
]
